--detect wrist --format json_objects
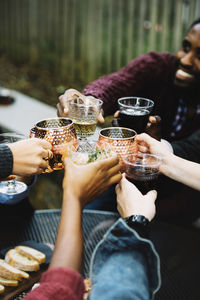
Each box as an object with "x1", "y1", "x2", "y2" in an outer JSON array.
[
  {"x1": 62, "y1": 189, "x2": 83, "y2": 210},
  {"x1": 160, "y1": 152, "x2": 176, "y2": 177},
  {"x1": 123, "y1": 215, "x2": 149, "y2": 226}
]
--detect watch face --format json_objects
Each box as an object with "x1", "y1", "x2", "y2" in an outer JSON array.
[{"x1": 126, "y1": 215, "x2": 149, "y2": 226}]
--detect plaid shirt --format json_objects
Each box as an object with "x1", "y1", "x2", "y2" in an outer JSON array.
[{"x1": 171, "y1": 99, "x2": 200, "y2": 137}]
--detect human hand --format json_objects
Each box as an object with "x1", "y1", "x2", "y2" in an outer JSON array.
[
  {"x1": 135, "y1": 133, "x2": 173, "y2": 174},
  {"x1": 115, "y1": 174, "x2": 157, "y2": 221},
  {"x1": 57, "y1": 88, "x2": 104, "y2": 123},
  {"x1": 112, "y1": 111, "x2": 120, "y2": 127},
  {"x1": 146, "y1": 115, "x2": 161, "y2": 140},
  {"x1": 63, "y1": 155, "x2": 122, "y2": 208},
  {"x1": 9, "y1": 138, "x2": 53, "y2": 175}
]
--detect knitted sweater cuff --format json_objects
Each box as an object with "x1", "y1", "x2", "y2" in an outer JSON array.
[{"x1": 0, "y1": 144, "x2": 13, "y2": 178}]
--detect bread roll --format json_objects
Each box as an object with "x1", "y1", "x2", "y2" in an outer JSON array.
[
  {"x1": 0, "y1": 276, "x2": 18, "y2": 286},
  {"x1": 5, "y1": 249, "x2": 39, "y2": 272},
  {"x1": 15, "y1": 246, "x2": 46, "y2": 264},
  {"x1": 0, "y1": 259, "x2": 29, "y2": 280}
]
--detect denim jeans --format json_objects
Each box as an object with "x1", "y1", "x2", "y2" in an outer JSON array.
[{"x1": 89, "y1": 218, "x2": 161, "y2": 300}]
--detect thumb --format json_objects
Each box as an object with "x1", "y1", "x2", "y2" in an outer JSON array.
[
  {"x1": 114, "y1": 110, "x2": 120, "y2": 118},
  {"x1": 136, "y1": 133, "x2": 153, "y2": 143},
  {"x1": 145, "y1": 190, "x2": 157, "y2": 202}
]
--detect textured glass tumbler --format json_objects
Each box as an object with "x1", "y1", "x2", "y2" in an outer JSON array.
[
  {"x1": 33, "y1": 117, "x2": 77, "y2": 171},
  {"x1": 68, "y1": 97, "x2": 103, "y2": 139},
  {"x1": 97, "y1": 127, "x2": 137, "y2": 170}
]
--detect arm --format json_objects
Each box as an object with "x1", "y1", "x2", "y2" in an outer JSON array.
[
  {"x1": 24, "y1": 156, "x2": 121, "y2": 300},
  {"x1": 136, "y1": 133, "x2": 200, "y2": 191},
  {"x1": 159, "y1": 153, "x2": 200, "y2": 191},
  {"x1": 57, "y1": 52, "x2": 175, "y2": 118},
  {"x1": 0, "y1": 139, "x2": 52, "y2": 178},
  {"x1": 50, "y1": 156, "x2": 121, "y2": 271},
  {"x1": 89, "y1": 175, "x2": 160, "y2": 300},
  {"x1": 83, "y1": 52, "x2": 175, "y2": 116},
  {"x1": 0, "y1": 144, "x2": 13, "y2": 178}
]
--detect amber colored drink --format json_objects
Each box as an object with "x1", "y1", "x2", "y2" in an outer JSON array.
[
  {"x1": 119, "y1": 108, "x2": 149, "y2": 133},
  {"x1": 73, "y1": 120, "x2": 97, "y2": 137}
]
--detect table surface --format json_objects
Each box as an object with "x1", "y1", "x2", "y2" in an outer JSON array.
[
  {"x1": 0, "y1": 209, "x2": 200, "y2": 300},
  {"x1": 0, "y1": 89, "x2": 56, "y2": 136}
]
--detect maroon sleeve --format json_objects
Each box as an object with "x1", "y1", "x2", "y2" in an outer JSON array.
[
  {"x1": 82, "y1": 52, "x2": 175, "y2": 116},
  {"x1": 24, "y1": 267, "x2": 84, "y2": 300}
]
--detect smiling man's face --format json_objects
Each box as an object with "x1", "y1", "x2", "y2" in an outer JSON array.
[{"x1": 174, "y1": 23, "x2": 200, "y2": 90}]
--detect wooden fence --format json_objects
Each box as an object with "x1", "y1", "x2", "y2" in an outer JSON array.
[{"x1": 0, "y1": 0, "x2": 200, "y2": 87}]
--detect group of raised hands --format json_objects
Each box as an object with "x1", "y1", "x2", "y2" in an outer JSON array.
[{"x1": 3, "y1": 88, "x2": 200, "y2": 211}]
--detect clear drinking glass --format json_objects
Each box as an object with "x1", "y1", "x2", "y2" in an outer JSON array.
[
  {"x1": 0, "y1": 133, "x2": 27, "y2": 195},
  {"x1": 123, "y1": 153, "x2": 161, "y2": 194},
  {"x1": 68, "y1": 97, "x2": 103, "y2": 148},
  {"x1": 117, "y1": 97, "x2": 154, "y2": 133},
  {"x1": 68, "y1": 141, "x2": 113, "y2": 165}
]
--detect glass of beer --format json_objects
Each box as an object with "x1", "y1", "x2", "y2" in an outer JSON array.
[
  {"x1": 68, "y1": 97, "x2": 103, "y2": 140},
  {"x1": 32, "y1": 117, "x2": 77, "y2": 172},
  {"x1": 123, "y1": 153, "x2": 161, "y2": 194},
  {"x1": 117, "y1": 97, "x2": 154, "y2": 133}
]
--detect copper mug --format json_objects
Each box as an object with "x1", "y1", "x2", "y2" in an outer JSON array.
[
  {"x1": 31, "y1": 117, "x2": 77, "y2": 171},
  {"x1": 97, "y1": 127, "x2": 137, "y2": 170}
]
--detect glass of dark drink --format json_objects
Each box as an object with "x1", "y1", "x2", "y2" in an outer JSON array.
[
  {"x1": 123, "y1": 153, "x2": 161, "y2": 194},
  {"x1": 32, "y1": 117, "x2": 77, "y2": 172},
  {"x1": 117, "y1": 97, "x2": 154, "y2": 133}
]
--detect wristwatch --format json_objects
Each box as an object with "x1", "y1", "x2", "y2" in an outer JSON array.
[
  {"x1": 123, "y1": 215, "x2": 149, "y2": 238},
  {"x1": 123, "y1": 215, "x2": 149, "y2": 227}
]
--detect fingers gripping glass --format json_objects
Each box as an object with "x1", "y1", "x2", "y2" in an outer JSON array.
[
  {"x1": 30, "y1": 117, "x2": 78, "y2": 173},
  {"x1": 0, "y1": 133, "x2": 27, "y2": 195}
]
